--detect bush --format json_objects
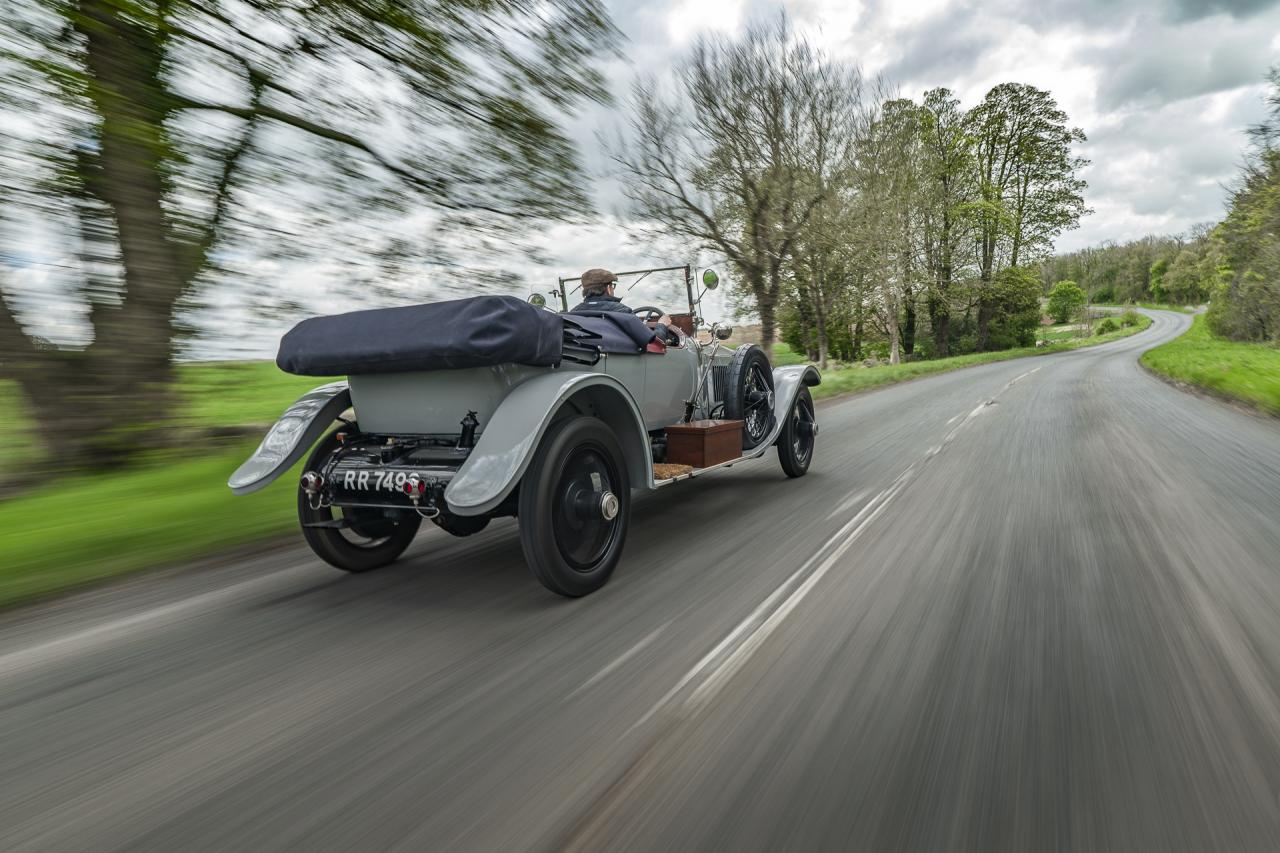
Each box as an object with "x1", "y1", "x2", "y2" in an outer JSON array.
[
  {"x1": 1119, "y1": 310, "x2": 1141, "y2": 327},
  {"x1": 1096, "y1": 317, "x2": 1119, "y2": 335},
  {"x1": 1047, "y1": 280, "x2": 1087, "y2": 323}
]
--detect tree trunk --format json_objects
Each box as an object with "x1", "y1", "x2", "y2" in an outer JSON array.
[
  {"x1": 757, "y1": 300, "x2": 776, "y2": 362},
  {"x1": 887, "y1": 291, "x2": 901, "y2": 365},
  {"x1": 902, "y1": 293, "x2": 916, "y2": 357},
  {"x1": 851, "y1": 304, "x2": 864, "y2": 361},
  {"x1": 756, "y1": 269, "x2": 781, "y2": 361},
  {"x1": 0, "y1": 2, "x2": 192, "y2": 475},
  {"x1": 977, "y1": 298, "x2": 994, "y2": 351},
  {"x1": 26, "y1": 3, "x2": 188, "y2": 467},
  {"x1": 814, "y1": 305, "x2": 829, "y2": 370},
  {"x1": 929, "y1": 296, "x2": 950, "y2": 358}
]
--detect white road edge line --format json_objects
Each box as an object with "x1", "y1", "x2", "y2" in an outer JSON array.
[
  {"x1": 627, "y1": 473, "x2": 911, "y2": 734},
  {"x1": 1007, "y1": 366, "x2": 1041, "y2": 387},
  {"x1": 825, "y1": 489, "x2": 870, "y2": 520},
  {"x1": 685, "y1": 476, "x2": 908, "y2": 712}
]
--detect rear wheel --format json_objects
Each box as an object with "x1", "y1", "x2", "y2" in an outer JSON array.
[
  {"x1": 298, "y1": 428, "x2": 421, "y2": 572},
  {"x1": 724, "y1": 344, "x2": 775, "y2": 451},
  {"x1": 777, "y1": 387, "x2": 817, "y2": 478},
  {"x1": 518, "y1": 416, "x2": 630, "y2": 597}
]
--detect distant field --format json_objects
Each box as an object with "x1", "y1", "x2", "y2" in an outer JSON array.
[
  {"x1": 780, "y1": 313, "x2": 1152, "y2": 400},
  {"x1": 0, "y1": 316, "x2": 1151, "y2": 607},
  {"x1": 0, "y1": 362, "x2": 329, "y2": 477},
  {"x1": 1142, "y1": 315, "x2": 1280, "y2": 416}
]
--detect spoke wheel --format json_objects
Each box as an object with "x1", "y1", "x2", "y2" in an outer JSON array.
[
  {"x1": 777, "y1": 387, "x2": 816, "y2": 478},
  {"x1": 297, "y1": 427, "x2": 421, "y2": 573},
  {"x1": 519, "y1": 416, "x2": 630, "y2": 597},
  {"x1": 724, "y1": 344, "x2": 776, "y2": 451}
]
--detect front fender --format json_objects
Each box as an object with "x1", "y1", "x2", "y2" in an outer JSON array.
[
  {"x1": 747, "y1": 364, "x2": 821, "y2": 458},
  {"x1": 445, "y1": 372, "x2": 652, "y2": 516},
  {"x1": 228, "y1": 381, "x2": 351, "y2": 496}
]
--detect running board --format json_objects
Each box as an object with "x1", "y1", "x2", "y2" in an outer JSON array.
[{"x1": 652, "y1": 451, "x2": 764, "y2": 487}]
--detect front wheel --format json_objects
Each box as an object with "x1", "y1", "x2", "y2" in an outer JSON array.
[
  {"x1": 298, "y1": 427, "x2": 421, "y2": 572},
  {"x1": 777, "y1": 387, "x2": 816, "y2": 478},
  {"x1": 518, "y1": 416, "x2": 630, "y2": 597},
  {"x1": 724, "y1": 344, "x2": 775, "y2": 451}
]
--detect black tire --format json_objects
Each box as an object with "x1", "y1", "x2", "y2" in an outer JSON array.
[
  {"x1": 723, "y1": 344, "x2": 775, "y2": 451},
  {"x1": 298, "y1": 427, "x2": 421, "y2": 573},
  {"x1": 518, "y1": 416, "x2": 630, "y2": 597},
  {"x1": 777, "y1": 387, "x2": 816, "y2": 478}
]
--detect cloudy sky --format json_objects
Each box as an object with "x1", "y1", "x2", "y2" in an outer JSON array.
[
  {"x1": 463, "y1": 0, "x2": 1280, "y2": 347},
  {"x1": 579, "y1": 0, "x2": 1279, "y2": 253}
]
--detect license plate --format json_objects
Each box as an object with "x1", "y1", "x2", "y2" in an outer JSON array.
[{"x1": 338, "y1": 469, "x2": 410, "y2": 493}]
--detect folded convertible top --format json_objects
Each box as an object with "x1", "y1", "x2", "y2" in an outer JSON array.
[
  {"x1": 277, "y1": 295, "x2": 565, "y2": 376},
  {"x1": 276, "y1": 295, "x2": 659, "y2": 376}
]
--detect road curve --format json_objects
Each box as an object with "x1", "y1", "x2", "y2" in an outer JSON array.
[{"x1": 2, "y1": 310, "x2": 1280, "y2": 852}]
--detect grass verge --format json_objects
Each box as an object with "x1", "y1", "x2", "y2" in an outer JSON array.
[
  {"x1": 0, "y1": 315, "x2": 1151, "y2": 608},
  {"x1": 1141, "y1": 314, "x2": 1280, "y2": 416},
  {"x1": 809, "y1": 313, "x2": 1151, "y2": 401},
  {"x1": 0, "y1": 441, "x2": 305, "y2": 607}
]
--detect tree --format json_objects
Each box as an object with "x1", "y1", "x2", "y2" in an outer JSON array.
[
  {"x1": 916, "y1": 88, "x2": 975, "y2": 357},
  {"x1": 851, "y1": 94, "x2": 922, "y2": 365},
  {"x1": 1047, "y1": 280, "x2": 1086, "y2": 323},
  {"x1": 0, "y1": 0, "x2": 616, "y2": 468},
  {"x1": 966, "y1": 83, "x2": 1088, "y2": 349},
  {"x1": 985, "y1": 266, "x2": 1042, "y2": 349},
  {"x1": 612, "y1": 17, "x2": 863, "y2": 358}
]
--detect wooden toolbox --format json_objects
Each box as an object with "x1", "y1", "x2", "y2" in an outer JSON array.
[{"x1": 664, "y1": 419, "x2": 744, "y2": 468}]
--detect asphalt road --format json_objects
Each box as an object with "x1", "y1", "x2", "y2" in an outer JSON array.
[{"x1": 3, "y1": 309, "x2": 1280, "y2": 852}]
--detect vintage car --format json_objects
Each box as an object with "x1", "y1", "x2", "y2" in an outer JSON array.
[{"x1": 228, "y1": 266, "x2": 820, "y2": 596}]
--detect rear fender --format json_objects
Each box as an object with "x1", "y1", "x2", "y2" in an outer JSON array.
[
  {"x1": 227, "y1": 381, "x2": 351, "y2": 496},
  {"x1": 445, "y1": 373, "x2": 652, "y2": 517}
]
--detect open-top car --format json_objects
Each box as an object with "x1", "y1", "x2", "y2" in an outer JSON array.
[{"x1": 229, "y1": 265, "x2": 820, "y2": 596}]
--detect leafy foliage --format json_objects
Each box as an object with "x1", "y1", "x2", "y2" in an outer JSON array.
[
  {"x1": 1047, "y1": 280, "x2": 1086, "y2": 323},
  {"x1": 0, "y1": 0, "x2": 617, "y2": 467}
]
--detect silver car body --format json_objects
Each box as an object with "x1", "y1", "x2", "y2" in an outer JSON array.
[{"x1": 229, "y1": 333, "x2": 820, "y2": 515}]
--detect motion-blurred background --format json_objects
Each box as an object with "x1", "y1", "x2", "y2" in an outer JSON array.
[{"x1": 1, "y1": 0, "x2": 1277, "y2": 603}]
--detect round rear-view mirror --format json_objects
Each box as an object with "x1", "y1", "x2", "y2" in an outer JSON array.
[
  {"x1": 715, "y1": 325, "x2": 733, "y2": 340},
  {"x1": 528, "y1": 293, "x2": 547, "y2": 308},
  {"x1": 702, "y1": 269, "x2": 720, "y2": 289}
]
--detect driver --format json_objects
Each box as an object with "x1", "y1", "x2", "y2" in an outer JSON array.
[{"x1": 570, "y1": 268, "x2": 676, "y2": 343}]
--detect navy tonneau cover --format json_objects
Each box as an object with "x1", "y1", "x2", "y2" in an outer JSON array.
[
  {"x1": 276, "y1": 296, "x2": 659, "y2": 376},
  {"x1": 277, "y1": 295, "x2": 564, "y2": 376}
]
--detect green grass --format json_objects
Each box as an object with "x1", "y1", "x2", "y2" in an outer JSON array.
[
  {"x1": 0, "y1": 361, "x2": 331, "y2": 608},
  {"x1": 175, "y1": 361, "x2": 336, "y2": 428},
  {"x1": 767, "y1": 342, "x2": 809, "y2": 366},
  {"x1": 0, "y1": 363, "x2": 329, "y2": 477},
  {"x1": 1141, "y1": 314, "x2": 1280, "y2": 415},
  {"x1": 0, "y1": 317, "x2": 1152, "y2": 608},
  {"x1": 0, "y1": 441, "x2": 305, "y2": 606},
  {"x1": 808, "y1": 313, "x2": 1152, "y2": 401}
]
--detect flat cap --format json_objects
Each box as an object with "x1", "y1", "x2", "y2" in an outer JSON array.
[{"x1": 581, "y1": 268, "x2": 617, "y2": 289}]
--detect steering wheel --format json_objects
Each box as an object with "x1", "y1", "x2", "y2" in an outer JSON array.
[{"x1": 631, "y1": 306, "x2": 665, "y2": 324}]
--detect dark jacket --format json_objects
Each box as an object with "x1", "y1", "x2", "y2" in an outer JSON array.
[
  {"x1": 570, "y1": 294, "x2": 671, "y2": 342},
  {"x1": 570, "y1": 293, "x2": 630, "y2": 314}
]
